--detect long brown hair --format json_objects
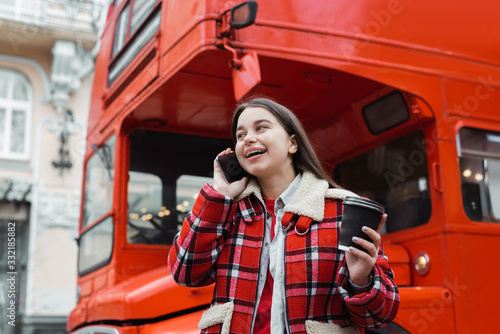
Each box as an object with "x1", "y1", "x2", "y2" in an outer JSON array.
[{"x1": 231, "y1": 97, "x2": 341, "y2": 188}]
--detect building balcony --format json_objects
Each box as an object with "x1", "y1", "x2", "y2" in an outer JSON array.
[
  {"x1": 0, "y1": 0, "x2": 105, "y2": 33},
  {"x1": 0, "y1": 0, "x2": 108, "y2": 57}
]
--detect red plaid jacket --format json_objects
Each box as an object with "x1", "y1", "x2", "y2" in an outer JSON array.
[{"x1": 168, "y1": 172, "x2": 399, "y2": 334}]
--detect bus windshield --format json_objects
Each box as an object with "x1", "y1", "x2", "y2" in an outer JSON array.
[
  {"x1": 126, "y1": 129, "x2": 231, "y2": 245},
  {"x1": 82, "y1": 135, "x2": 116, "y2": 228}
]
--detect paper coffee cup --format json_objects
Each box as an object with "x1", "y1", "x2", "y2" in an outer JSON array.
[{"x1": 338, "y1": 196, "x2": 384, "y2": 253}]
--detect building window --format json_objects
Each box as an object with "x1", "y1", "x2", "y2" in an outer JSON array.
[{"x1": 0, "y1": 69, "x2": 32, "y2": 160}]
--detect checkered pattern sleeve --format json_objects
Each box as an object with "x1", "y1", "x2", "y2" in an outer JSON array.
[
  {"x1": 168, "y1": 184, "x2": 238, "y2": 287},
  {"x1": 337, "y1": 243, "x2": 400, "y2": 329}
]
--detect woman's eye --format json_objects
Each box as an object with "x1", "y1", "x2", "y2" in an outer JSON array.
[
  {"x1": 236, "y1": 133, "x2": 245, "y2": 139},
  {"x1": 257, "y1": 125, "x2": 268, "y2": 131}
]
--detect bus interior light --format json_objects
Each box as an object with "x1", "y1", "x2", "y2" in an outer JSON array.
[
  {"x1": 487, "y1": 134, "x2": 500, "y2": 143},
  {"x1": 463, "y1": 169, "x2": 472, "y2": 178},
  {"x1": 362, "y1": 91, "x2": 410, "y2": 135},
  {"x1": 230, "y1": 1, "x2": 258, "y2": 29}
]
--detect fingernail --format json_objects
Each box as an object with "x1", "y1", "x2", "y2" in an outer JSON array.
[
  {"x1": 349, "y1": 246, "x2": 356, "y2": 252},
  {"x1": 362, "y1": 226, "x2": 369, "y2": 231},
  {"x1": 352, "y1": 236, "x2": 359, "y2": 242}
]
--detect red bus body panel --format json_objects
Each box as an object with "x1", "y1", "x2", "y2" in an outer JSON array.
[{"x1": 69, "y1": 0, "x2": 500, "y2": 333}]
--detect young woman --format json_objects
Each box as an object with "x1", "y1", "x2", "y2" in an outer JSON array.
[{"x1": 168, "y1": 98, "x2": 399, "y2": 334}]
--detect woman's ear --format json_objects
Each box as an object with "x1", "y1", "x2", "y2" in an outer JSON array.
[{"x1": 289, "y1": 134, "x2": 298, "y2": 154}]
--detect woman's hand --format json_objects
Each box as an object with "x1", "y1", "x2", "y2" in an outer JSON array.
[
  {"x1": 213, "y1": 148, "x2": 249, "y2": 198},
  {"x1": 343, "y1": 214, "x2": 387, "y2": 286}
]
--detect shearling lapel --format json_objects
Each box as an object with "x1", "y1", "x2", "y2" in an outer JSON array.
[
  {"x1": 235, "y1": 172, "x2": 359, "y2": 222},
  {"x1": 284, "y1": 172, "x2": 359, "y2": 221},
  {"x1": 236, "y1": 177, "x2": 263, "y2": 203},
  {"x1": 284, "y1": 172, "x2": 329, "y2": 222}
]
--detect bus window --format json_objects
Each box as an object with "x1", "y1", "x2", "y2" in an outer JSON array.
[
  {"x1": 457, "y1": 128, "x2": 500, "y2": 222},
  {"x1": 127, "y1": 172, "x2": 210, "y2": 244},
  {"x1": 114, "y1": 0, "x2": 125, "y2": 11},
  {"x1": 109, "y1": 0, "x2": 161, "y2": 84},
  {"x1": 78, "y1": 216, "x2": 114, "y2": 275},
  {"x1": 112, "y1": 2, "x2": 130, "y2": 57},
  {"x1": 127, "y1": 129, "x2": 231, "y2": 245},
  {"x1": 130, "y1": 0, "x2": 158, "y2": 34},
  {"x1": 127, "y1": 171, "x2": 165, "y2": 244},
  {"x1": 489, "y1": 160, "x2": 500, "y2": 220},
  {"x1": 176, "y1": 175, "x2": 212, "y2": 225},
  {"x1": 335, "y1": 131, "x2": 431, "y2": 233},
  {"x1": 82, "y1": 135, "x2": 116, "y2": 229}
]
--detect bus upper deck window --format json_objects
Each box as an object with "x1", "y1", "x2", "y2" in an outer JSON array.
[
  {"x1": 362, "y1": 91, "x2": 410, "y2": 135},
  {"x1": 335, "y1": 131, "x2": 431, "y2": 234},
  {"x1": 112, "y1": 3, "x2": 130, "y2": 57},
  {"x1": 457, "y1": 128, "x2": 500, "y2": 222},
  {"x1": 130, "y1": 0, "x2": 157, "y2": 34},
  {"x1": 109, "y1": 0, "x2": 161, "y2": 84}
]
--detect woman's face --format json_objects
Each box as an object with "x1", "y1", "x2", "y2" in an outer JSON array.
[{"x1": 234, "y1": 107, "x2": 297, "y2": 180}]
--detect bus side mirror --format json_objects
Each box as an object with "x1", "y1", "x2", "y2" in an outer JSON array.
[
  {"x1": 230, "y1": 1, "x2": 258, "y2": 29},
  {"x1": 232, "y1": 51, "x2": 261, "y2": 101}
]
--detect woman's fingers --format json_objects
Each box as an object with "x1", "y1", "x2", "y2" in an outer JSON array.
[
  {"x1": 217, "y1": 148, "x2": 232, "y2": 156},
  {"x1": 355, "y1": 214, "x2": 387, "y2": 251},
  {"x1": 344, "y1": 214, "x2": 387, "y2": 285},
  {"x1": 347, "y1": 244, "x2": 373, "y2": 262},
  {"x1": 376, "y1": 214, "x2": 387, "y2": 235},
  {"x1": 349, "y1": 214, "x2": 388, "y2": 257},
  {"x1": 351, "y1": 236, "x2": 378, "y2": 258}
]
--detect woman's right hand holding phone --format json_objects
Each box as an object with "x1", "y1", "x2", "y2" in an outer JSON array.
[{"x1": 213, "y1": 148, "x2": 249, "y2": 198}]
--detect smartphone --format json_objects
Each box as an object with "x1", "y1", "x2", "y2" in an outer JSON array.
[{"x1": 216, "y1": 152, "x2": 250, "y2": 184}]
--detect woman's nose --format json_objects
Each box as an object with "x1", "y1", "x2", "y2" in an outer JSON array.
[{"x1": 244, "y1": 133, "x2": 257, "y2": 144}]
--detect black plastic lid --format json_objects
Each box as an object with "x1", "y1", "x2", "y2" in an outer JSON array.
[{"x1": 344, "y1": 196, "x2": 384, "y2": 213}]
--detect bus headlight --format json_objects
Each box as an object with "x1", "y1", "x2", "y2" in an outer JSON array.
[{"x1": 414, "y1": 252, "x2": 430, "y2": 276}]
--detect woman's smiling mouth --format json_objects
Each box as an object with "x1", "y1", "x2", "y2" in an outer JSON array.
[{"x1": 245, "y1": 148, "x2": 267, "y2": 159}]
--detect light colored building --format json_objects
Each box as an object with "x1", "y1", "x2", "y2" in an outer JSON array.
[{"x1": 0, "y1": 1, "x2": 108, "y2": 333}]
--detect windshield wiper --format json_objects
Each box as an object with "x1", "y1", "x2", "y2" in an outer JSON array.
[{"x1": 92, "y1": 144, "x2": 113, "y2": 180}]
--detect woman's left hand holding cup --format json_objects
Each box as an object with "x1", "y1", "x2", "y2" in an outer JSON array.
[{"x1": 342, "y1": 214, "x2": 387, "y2": 286}]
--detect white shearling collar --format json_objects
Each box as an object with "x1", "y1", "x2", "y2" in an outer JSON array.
[{"x1": 236, "y1": 172, "x2": 358, "y2": 222}]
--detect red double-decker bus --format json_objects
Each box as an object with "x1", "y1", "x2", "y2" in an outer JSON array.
[{"x1": 67, "y1": 0, "x2": 500, "y2": 333}]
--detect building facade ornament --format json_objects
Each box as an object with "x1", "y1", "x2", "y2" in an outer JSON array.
[
  {"x1": 37, "y1": 188, "x2": 80, "y2": 235},
  {"x1": 0, "y1": 177, "x2": 32, "y2": 202},
  {"x1": 50, "y1": 40, "x2": 95, "y2": 113}
]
